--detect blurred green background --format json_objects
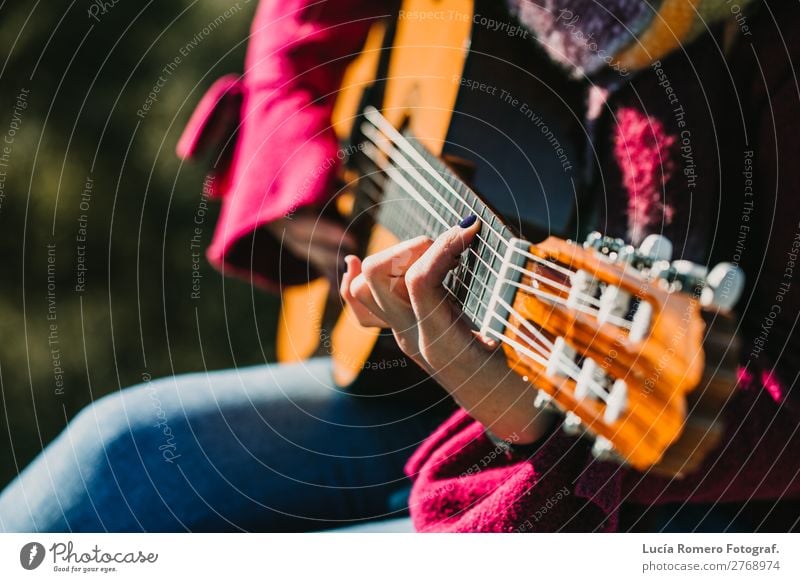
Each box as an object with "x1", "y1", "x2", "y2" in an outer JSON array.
[{"x1": 0, "y1": 0, "x2": 281, "y2": 487}]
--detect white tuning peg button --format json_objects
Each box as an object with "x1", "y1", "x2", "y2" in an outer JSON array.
[
  {"x1": 671, "y1": 260, "x2": 708, "y2": 280},
  {"x1": 702, "y1": 262, "x2": 745, "y2": 311},
  {"x1": 603, "y1": 379, "x2": 628, "y2": 424},
  {"x1": 629, "y1": 300, "x2": 652, "y2": 343},
  {"x1": 575, "y1": 358, "x2": 600, "y2": 400},
  {"x1": 533, "y1": 391, "x2": 554, "y2": 410},
  {"x1": 591, "y1": 436, "x2": 616, "y2": 461},
  {"x1": 640, "y1": 234, "x2": 673, "y2": 262},
  {"x1": 598, "y1": 285, "x2": 630, "y2": 324},
  {"x1": 546, "y1": 337, "x2": 575, "y2": 378},
  {"x1": 567, "y1": 269, "x2": 597, "y2": 309},
  {"x1": 592, "y1": 436, "x2": 625, "y2": 464},
  {"x1": 562, "y1": 411, "x2": 583, "y2": 436}
]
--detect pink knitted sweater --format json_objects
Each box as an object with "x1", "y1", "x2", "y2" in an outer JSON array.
[{"x1": 178, "y1": 0, "x2": 800, "y2": 531}]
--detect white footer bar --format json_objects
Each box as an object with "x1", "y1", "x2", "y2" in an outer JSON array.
[{"x1": 1, "y1": 533, "x2": 798, "y2": 581}]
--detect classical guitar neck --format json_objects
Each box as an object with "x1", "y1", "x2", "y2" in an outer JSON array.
[{"x1": 353, "y1": 107, "x2": 517, "y2": 333}]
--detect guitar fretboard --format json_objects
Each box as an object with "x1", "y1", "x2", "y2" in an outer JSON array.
[{"x1": 353, "y1": 126, "x2": 515, "y2": 331}]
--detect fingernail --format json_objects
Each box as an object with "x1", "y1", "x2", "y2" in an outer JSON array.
[{"x1": 458, "y1": 214, "x2": 477, "y2": 228}]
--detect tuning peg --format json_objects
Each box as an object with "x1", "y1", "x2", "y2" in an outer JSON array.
[
  {"x1": 597, "y1": 284, "x2": 630, "y2": 324},
  {"x1": 546, "y1": 337, "x2": 575, "y2": 378},
  {"x1": 616, "y1": 243, "x2": 636, "y2": 263},
  {"x1": 701, "y1": 262, "x2": 745, "y2": 311},
  {"x1": 639, "y1": 234, "x2": 673, "y2": 262},
  {"x1": 575, "y1": 358, "x2": 601, "y2": 400},
  {"x1": 591, "y1": 436, "x2": 624, "y2": 464},
  {"x1": 567, "y1": 269, "x2": 598, "y2": 309},
  {"x1": 533, "y1": 390, "x2": 555, "y2": 410},
  {"x1": 629, "y1": 300, "x2": 652, "y2": 342},
  {"x1": 671, "y1": 259, "x2": 708, "y2": 280},
  {"x1": 584, "y1": 231, "x2": 603, "y2": 248},
  {"x1": 603, "y1": 379, "x2": 628, "y2": 423},
  {"x1": 591, "y1": 436, "x2": 615, "y2": 461},
  {"x1": 562, "y1": 411, "x2": 583, "y2": 436}
]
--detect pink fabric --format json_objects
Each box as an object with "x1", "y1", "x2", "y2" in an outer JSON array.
[
  {"x1": 176, "y1": 74, "x2": 243, "y2": 197},
  {"x1": 405, "y1": 409, "x2": 608, "y2": 532},
  {"x1": 176, "y1": 0, "x2": 390, "y2": 290},
  {"x1": 177, "y1": 0, "x2": 800, "y2": 531},
  {"x1": 613, "y1": 107, "x2": 676, "y2": 245},
  {"x1": 406, "y1": 372, "x2": 800, "y2": 532},
  {"x1": 176, "y1": 75, "x2": 242, "y2": 163}
]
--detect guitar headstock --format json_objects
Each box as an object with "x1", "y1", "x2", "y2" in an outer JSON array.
[{"x1": 492, "y1": 232, "x2": 744, "y2": 476}]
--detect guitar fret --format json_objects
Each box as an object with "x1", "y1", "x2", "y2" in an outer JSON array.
[
  {"x1": 359, "y1": 130, "x2": 517, "y2": 330},
  {"x1": 475, "y1": 229, "x2": 493, "y2": 324},
  {"x1": 487, "y1": 214, "x2": 504, "y2": 325}
]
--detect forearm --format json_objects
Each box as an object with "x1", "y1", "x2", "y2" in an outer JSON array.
[{"x1": 431, "y1": 347, "x2": 557, "y2": 445}]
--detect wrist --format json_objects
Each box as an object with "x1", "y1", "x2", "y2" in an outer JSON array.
[
  {"x1": 486, "y1": 409, "x2": 559, "y2": 458},
  {"x1": 515, "y1": 408, "x2": 558, "y2": 445}
]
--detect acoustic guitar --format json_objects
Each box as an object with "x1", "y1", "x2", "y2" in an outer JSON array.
[{"x1": 275, "y1": 0, "x2": 744, "y2": 477}]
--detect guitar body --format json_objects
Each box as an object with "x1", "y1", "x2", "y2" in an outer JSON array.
[{"x1": 277, "y1": 0, "x2": 584, "y2": 386}]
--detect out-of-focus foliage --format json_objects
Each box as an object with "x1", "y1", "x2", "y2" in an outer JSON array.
[{"x1": 0, "y1": 0, "x2": 279, "y2": 487}]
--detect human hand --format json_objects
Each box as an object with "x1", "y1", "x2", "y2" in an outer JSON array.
[{"x1": 339, "y1": 216, "x2": 556, "y2": 444}]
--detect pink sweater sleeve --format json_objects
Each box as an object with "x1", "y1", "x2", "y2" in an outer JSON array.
[
  {"x1": 404, "y1": 409, "x2": 612, "y2": 532},
  {"x1": 177, "y1": 0, "x2": 392, "y2": 290}
]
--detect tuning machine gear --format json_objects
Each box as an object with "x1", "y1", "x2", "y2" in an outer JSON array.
[
  {"x1": 650, "y1": 256, "x2": 744, "y2": 311},
  {"x1": 582, "y1": 232, "x2": 745, "y2": 311}
]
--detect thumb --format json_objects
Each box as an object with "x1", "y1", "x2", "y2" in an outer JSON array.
[{"x1": 404, "y1": 215, "x2": 480, "y2": 312}]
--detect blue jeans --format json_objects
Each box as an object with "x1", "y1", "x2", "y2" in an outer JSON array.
[{"x1": 0, "y1": 358, "x2": 449, "y2": 532}]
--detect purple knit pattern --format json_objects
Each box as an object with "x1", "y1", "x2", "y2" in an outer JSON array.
[{"x1": 506, "y1": 0, "x2": 658, "y2": 75}]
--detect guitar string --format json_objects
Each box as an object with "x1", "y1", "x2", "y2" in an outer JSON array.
[
  {"x1": 357, "y1": 136, "x2": 633, "y2": 328},
  {"x1": 355, "y1": 142, "x2": 634, "y2": 338},
  {"x1": 361, "y1": 120, "x2": 584, "y2": 306},
  {"x1": 349, "y1": 151, "x2": 617, "y2": 400},
  {"x1": 361, "y1": 107, "x2": 600, "y2": 305},
  {"x1": 358, "y1": 137, "x2": 582, "y2": 305},
  {"x1": 359, "y1": 118, "x2": 610, "y2": 309},
  {"x1": 349, "y1": 156, "x2": 537, "y2": 340},
  {"x1": 359, "y1": 121, "x2": 510, "y2": 256},
  {"x1": 348, "y1": 110, "x2": 633, "y2": 400},
  {"x1": 352, "y1": 185, "x2": 613, "y2": 403},
  {"x1": 348, "y1": 155, "x2": 583, "y2": 374},
  {"x1": 505, "y1": 280, "x2": 632, "y2": 329},
  {"x1": 507, "y1": 262, "x2": 602, "y2": 308},
  {"x1": 355, "y1": 172, "x2": 561, "y2": 359},
  {"x1": 364, "y1": 107, "x2": 588, "y2": 283},
  {"x1": 365, "y1": 108, "x2": 605, "y2": 295},
  {"x1": 349, "y1": 179, "x2": 611, "y2": 398},
  {"x1": 352, "y1": 156, "x2": 502, "y2": 318},
  {"x1": 352, "y1": 146, "x2": 607, "y2": 350},
  {"x1": 363, "y1": 108, "x2": 512, "y2": 252},
  {"x1": 345, "y1": 168, "x2": 563, "y2": 365}
]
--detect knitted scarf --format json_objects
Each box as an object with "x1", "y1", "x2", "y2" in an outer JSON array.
[{"x1": 507, "y1": 0, "x2": 760, "y2": 77}]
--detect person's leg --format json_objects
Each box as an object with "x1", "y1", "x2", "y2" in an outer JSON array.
[{"x1": 0, "y1": 358, "x2": 449, "y2": 532}]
